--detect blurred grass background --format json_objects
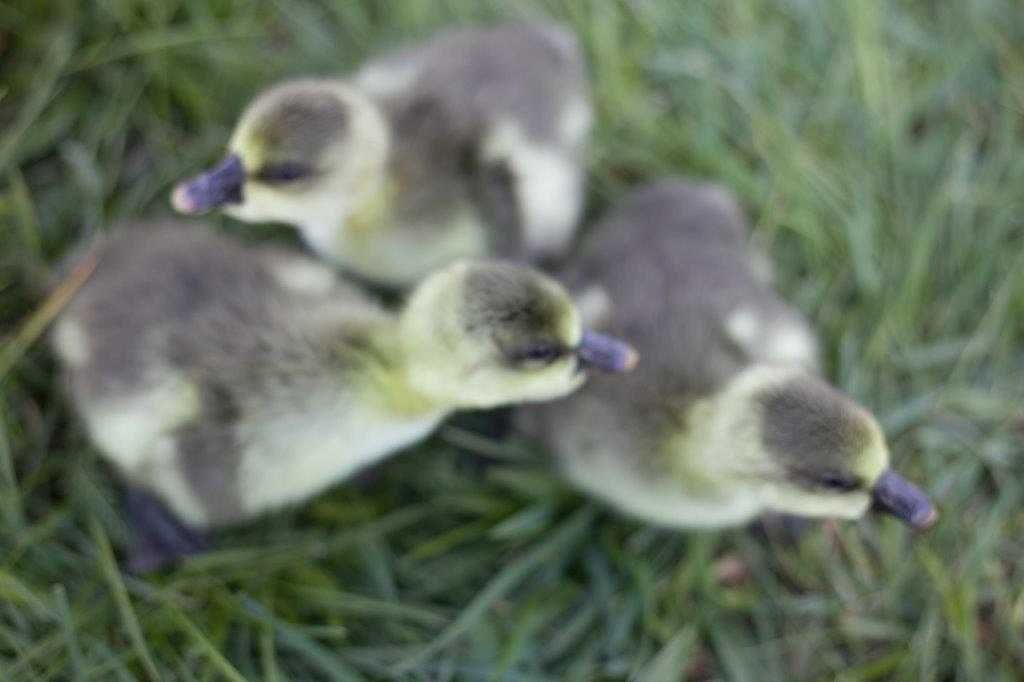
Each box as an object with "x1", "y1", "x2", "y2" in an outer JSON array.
[{"x1": 2, "y1": 0, "x2": 1024, "y2": 679}]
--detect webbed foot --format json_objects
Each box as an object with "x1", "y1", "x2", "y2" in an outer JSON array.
[{"x1": 124, "y1": 487, "x2": 209, "y2": 573}]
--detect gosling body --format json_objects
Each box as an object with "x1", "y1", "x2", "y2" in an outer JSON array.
[
  {"x1": 55, "y1": 223, "x2": 632, "y2": 530},
  {"x1": 519, "y1": 180, "x2": 935, "y2": 529},
  {"x1": 173, "y1": 22, "x2": 591, "y2": 286}
]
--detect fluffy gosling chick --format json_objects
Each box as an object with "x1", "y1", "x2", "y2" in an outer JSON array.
[
  {"x1": 172, "y1": 21, "x2": 591, "y2": 286},
  {"x1": 518, "y1": 180, "x2": 936, "y2": 530},
  {"x1": 54, "y1": 223, "x2": 635, "y2": 568}
]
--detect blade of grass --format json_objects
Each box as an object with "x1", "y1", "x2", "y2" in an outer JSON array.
[
  {"x1": 290, "y1": 585, "x2": 447, "y2": 626},
  {"x1": 162, "y1": 604, "x2": 247, "y2": 682},
  {"x1": 68, "y1": 28, "x2": 263, "y2": 72},
  {"x1": 51, "y1": 585, "x2": 84, "y2": 681},
  {"x1": 394, "y1": 505, "x2": 595, "y2": 673},
  {"x1": 6, "y1": 168, "x2": 42, "y2": 260},
  {"x1": 0, "y1": 402, "x2": 25, "y2": 531},
  {"x1": 636, "y1": 626, "x2": 698, "y2": 682},
  {"x1": 0, "y1": 27, "x2": 72, "y2": 174},
  {"x1": 259, "y1": 621, "x2": 281, "y2": 682},
  {"x1": 0, "y1": 247, "x2": 98, "y2": 382},
  {"x1": 0, "y1": 569, "x2": 53, "y2": 620},
  {"x1": 88, "y1": 517, "x2": 161, "y2": 681},
  {"x1": 240, "y1": 596, "x2": 365, "y2": 682}
]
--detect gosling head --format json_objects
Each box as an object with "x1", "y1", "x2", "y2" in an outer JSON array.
[
  {"x1": 713, "y1": 367, "x2": 936, "y2": 529},
  {"x1": 172, "y1": 79, "x2": 388, "y2": 234},
  {"x1": 402, "y1": 261, "x2": 638, "y2": 409}
]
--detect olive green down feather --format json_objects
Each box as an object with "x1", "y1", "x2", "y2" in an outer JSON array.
[
  {"x1": 518, "y1": 179, "x2": 935, "y2": 529},
  {"x1": 53, "y1": 222, "x2": 614, "y2": 529},
  {"x1": 172, "y1": 21, "x2": 592, "y2": 287}
]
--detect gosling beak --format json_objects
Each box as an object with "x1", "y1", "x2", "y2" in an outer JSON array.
[
  {"x1": 171, "y1": 154, "x2": 245, "y2": 214},
  {"x1": 871, "y1": 469, "x2": 937, "y2": 530},
  {"x1": 576, "y1": 330, "x2": 639, "y2": 373}
]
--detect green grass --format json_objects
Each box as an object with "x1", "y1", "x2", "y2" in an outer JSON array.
[{"x1": 2, "y1": 0, "x2": 1024, "y2": 679}]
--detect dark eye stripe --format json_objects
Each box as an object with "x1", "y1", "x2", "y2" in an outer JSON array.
[
  {"x1": 256, "y1": 161, "x2": 311, "y2": 183},
  {"x1": 508, "y1": 342, "x2": 565, "y2": 365},
  {"x1": 819, "y1": 473, "x2": 860, "y2": 492},
  {"x1": 785, "y1": 467, "x2": 861, "y2": 492}
]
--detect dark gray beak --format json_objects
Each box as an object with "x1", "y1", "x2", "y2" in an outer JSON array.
[
  {"x1": 576, "y1": 330, "x2": 638, "y2": 373},
  {"x1": 871, "y1": 469, "x2": 937, "y2": 530},
  {"x1": 171, "y1": 154, "x2": 245, "y2": 214}
]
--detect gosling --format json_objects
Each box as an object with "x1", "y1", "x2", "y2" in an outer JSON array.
[
  {"x1": 53, "y1": 222, "x2": 635, "y2": 570},
  {"x1": 172, "y1": 21, "x2": 591, "y2": 286},
  {"x1": 518, "y1": 180, "x2": 936, "y2": 530}
]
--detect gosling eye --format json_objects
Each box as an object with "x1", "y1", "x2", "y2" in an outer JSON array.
[
  {"x1": 508, "y1": 341, "x2": 565, "y2": 367},
  {"x1": 255, "y1": 161, "x2": 313, "y2": 184},
  {"x1": 819, "y1": 472, "x2": 860, "y2": 492}
]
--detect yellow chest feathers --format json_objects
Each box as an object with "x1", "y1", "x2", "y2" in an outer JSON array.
[{"x1": 337, "y1": 184, "x2": 487, "y2": 286}]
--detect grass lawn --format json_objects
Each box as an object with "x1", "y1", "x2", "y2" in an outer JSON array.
[{"x1": 2, "y1": 0, "x2": 1024, "y2": 679}]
